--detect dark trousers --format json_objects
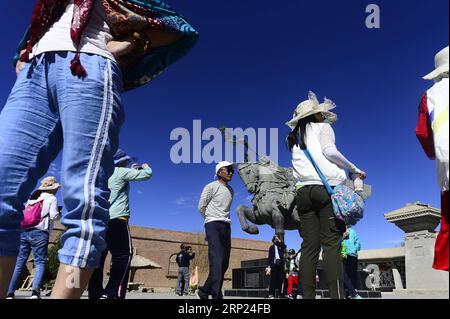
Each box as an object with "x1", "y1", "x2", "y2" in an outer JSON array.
[
  {"x1": 88, "y1": 218, "x2": 133, "y2": 299},
  {"x1": 343, "y1": 264, "x2": 358, "y2": 297},
  {"x1": 296, "y1": 185, "x2": 346, "y2": 299},
  {"x1": 344, "y1": 255, "x2": 359, "y2": 289},
  {"x1": 200, "y1": 221, "x2": 231, "y2": 299},
  {"x1": 268, "y1": 264, "x2": 285, "y2": 297}
]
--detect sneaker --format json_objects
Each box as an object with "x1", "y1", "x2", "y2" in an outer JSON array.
[
  {"x1": 100, "y1": 294, "x2": 108, "y2": 299},
  {"x1": 286, "y1": 294, "x2": 293, "y2": 299},
  {"x1": 30, "y1": 291, "x2": 41, "y2": 299},
  {"x1": 6, "y1": 293, "x2": 14, "y2": 299},
  {"x1": 350, "y1": 294, "x2": 363, "y2": 299},
  {"x1": 266, "y1": 295, "x2": 274, "y2": 299}
]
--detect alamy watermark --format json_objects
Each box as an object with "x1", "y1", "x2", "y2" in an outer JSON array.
[
  {"x1": 65, "y1": 267, "x2": 81, "y2": 289},
  {"x1": 169, "y1": 120, "x2": 279, "y2": 164},
  {"x1": 366, "y1": 4, "x2": 381, "y2": 29}
]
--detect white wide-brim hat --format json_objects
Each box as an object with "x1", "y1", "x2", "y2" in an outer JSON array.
[
  {"x1": 38, "y1": 176, "x2": 61, "y2": 191},
  {"x1": 286, "y1": 91, "x2": 337, "y2": 130},
  {"x1": 215, "y1": 161, "x2": 235, "y2": 174},
  {"x1": 423, "y1": 46, "x2": 449, "y2": 80}
]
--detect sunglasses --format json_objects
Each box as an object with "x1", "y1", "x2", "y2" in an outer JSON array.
[{"x1": 220, "y1": 167, "x2": 234, "y2": 174}]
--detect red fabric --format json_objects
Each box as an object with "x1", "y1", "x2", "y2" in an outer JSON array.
[
  {"x1": 20, "y1": 0, "x2": 94, "y2": 77},
  {"x1": 433, "y1": 191, "x2": 449, "y2": 271},
  {"x1": 415, "y1": 93, "x2": 436, "y2": 159},
  {"x1": 287, "y1": 275, "x2": 299, "y2": 295}
]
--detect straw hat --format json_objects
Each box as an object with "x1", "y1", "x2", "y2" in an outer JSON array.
[
  {"x1": 286, "y1": 91, "x2": 337, "y2": 130},
  {"x1": 423, "y1": 46, "x2": 449, "y2": 80},
  {"x1": 38, "y1": 176, "x2": 61, "y2": 191}
]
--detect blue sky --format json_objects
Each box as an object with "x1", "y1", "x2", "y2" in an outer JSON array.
[{"x1": 0, "y1": 0, "x2": 448, "y2": 253}]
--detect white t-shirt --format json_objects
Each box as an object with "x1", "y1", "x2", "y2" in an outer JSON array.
[
  {"x1": 292, "y1": 122, "x2": 347, "y2": 187},
  {"x1": 426, "y1": 78, "x2": 449, "y2": 191},
  {"x1": 31, "y1": 0, "x2": 115, "y2": 62},
  {"x1": 288, "y1": 256, "x2": 300, "y2": 275},
  {"x1": 28, "y1": 192, "x2": 60, "y2": 233}
]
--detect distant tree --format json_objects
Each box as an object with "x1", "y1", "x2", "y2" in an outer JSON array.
[
  {"x1": 190, "y1": 233, "x2": 209, "y2": 285},
  {"x1": 42, "y1": 234, "x2": 62, "y2": 289}
]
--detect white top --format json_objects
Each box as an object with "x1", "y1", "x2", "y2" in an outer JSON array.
[
  {"x1": 198, "y1": 181, "x2": 234, "y2": 224},
  {"x1": 31, "y1": 0, "x2": 115, "y2": 62},
  {"x1": 288, "y1": 253, "x2": 300, "y2": 275},
  {"x1": 28, "y1": 192, "x2": 60, "y2": 233},
  {"x1": 426, "y1": 78, "x2": 449, "y2": 191},
  {"x1": 292, "y1": 123, "x2": 360, "y2": 187}
]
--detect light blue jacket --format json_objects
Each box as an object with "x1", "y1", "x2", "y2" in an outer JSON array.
[
  {"x1": 108, "y1": 167, "x2": 152, "y2": 220},
  {"x1": 342, "y1": 228, "x2": 361, "y2": 257}
]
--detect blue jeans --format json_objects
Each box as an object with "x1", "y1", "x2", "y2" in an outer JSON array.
[
  {"x1": 8, "y1": 229, "x2": 49, "y2": 293},
  {"x1": 0, "y1": 52, "x2": 124, "y2": 268},
  {"x1": 176, "y1": 267, "x2": 190, "y2": 295}
]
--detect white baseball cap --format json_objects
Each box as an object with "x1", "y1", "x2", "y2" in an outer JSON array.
[{"x1": 215, "y1": 161, "x2": 235, "y2": 175}]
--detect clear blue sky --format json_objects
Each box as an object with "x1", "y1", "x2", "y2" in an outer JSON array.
[{"x1": 0, "y1": 1, "x2": 448, "y2": 252}]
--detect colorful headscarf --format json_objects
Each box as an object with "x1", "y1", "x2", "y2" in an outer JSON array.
[
  {"x1": 20, "y1": 0, "x2": 94, "y2": 77},
  {"x1": 16, "y1": 0, "x2": 198, "y2": 90}
]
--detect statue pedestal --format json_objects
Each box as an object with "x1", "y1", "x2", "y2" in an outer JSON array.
[
  {"x1": 385, "y1": 203, "x2": 449, "y2": 292},
  {"x1": 404, "y1": 230, "x2": 448, "y2": 290}
]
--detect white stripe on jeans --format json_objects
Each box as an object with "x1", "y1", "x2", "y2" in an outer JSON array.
[
  {"x1": 81, "y1": 59, "x2": 115, "y2": 267},
  {"x1": 74, "y1": 60, "x2": 113, "y2": 267},
  {"x1": 118, "y1": 222, "x2": 133, "y2": 298}
]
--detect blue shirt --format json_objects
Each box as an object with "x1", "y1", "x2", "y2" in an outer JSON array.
[{"x1": 342, "y1": 228, "x2": 361, "y2": 257}]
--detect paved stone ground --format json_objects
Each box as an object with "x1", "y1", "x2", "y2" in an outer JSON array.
[{"x1": 10, "y1": 290, "x2": 449, "y2": 299}]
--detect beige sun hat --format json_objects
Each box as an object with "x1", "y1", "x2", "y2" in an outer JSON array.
[
  {"x1": 423, "y1": 46, "x2": 449, "y2": 80},
  {"x1": 286, "y1": 91, "x2": 338, "y2": 130},
  {"x1": 38, "y1": 176, "x2": 61, "y2": 191}
]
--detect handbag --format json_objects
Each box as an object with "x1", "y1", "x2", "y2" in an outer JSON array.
[{"x1": 302, "y1": 149, "x2": 364, "y2": 225}]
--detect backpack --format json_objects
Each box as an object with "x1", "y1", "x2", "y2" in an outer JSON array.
[{"x1": 20, "y1": 200, "x2": 45, "y2": 229}]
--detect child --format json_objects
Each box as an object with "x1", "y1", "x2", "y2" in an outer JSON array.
[{"x1": 285, "y1": 249, "x2": 301, "y2": 299}]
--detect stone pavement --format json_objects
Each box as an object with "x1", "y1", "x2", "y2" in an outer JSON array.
[{"x1": 9, "y1": 290, "x2": 449, "y2": 300}]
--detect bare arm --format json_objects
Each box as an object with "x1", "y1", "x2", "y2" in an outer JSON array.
[
  {"x1": 15, "y1": 49, "x2": 27, "y2": 76},
  {"x1": 107, "y1": 30, "x2": 182, "y2": 59}
]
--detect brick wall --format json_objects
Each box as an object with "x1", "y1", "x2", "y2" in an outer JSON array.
[{"x1": 50, "y1": 223, "x2": 270, "y2": 291}]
